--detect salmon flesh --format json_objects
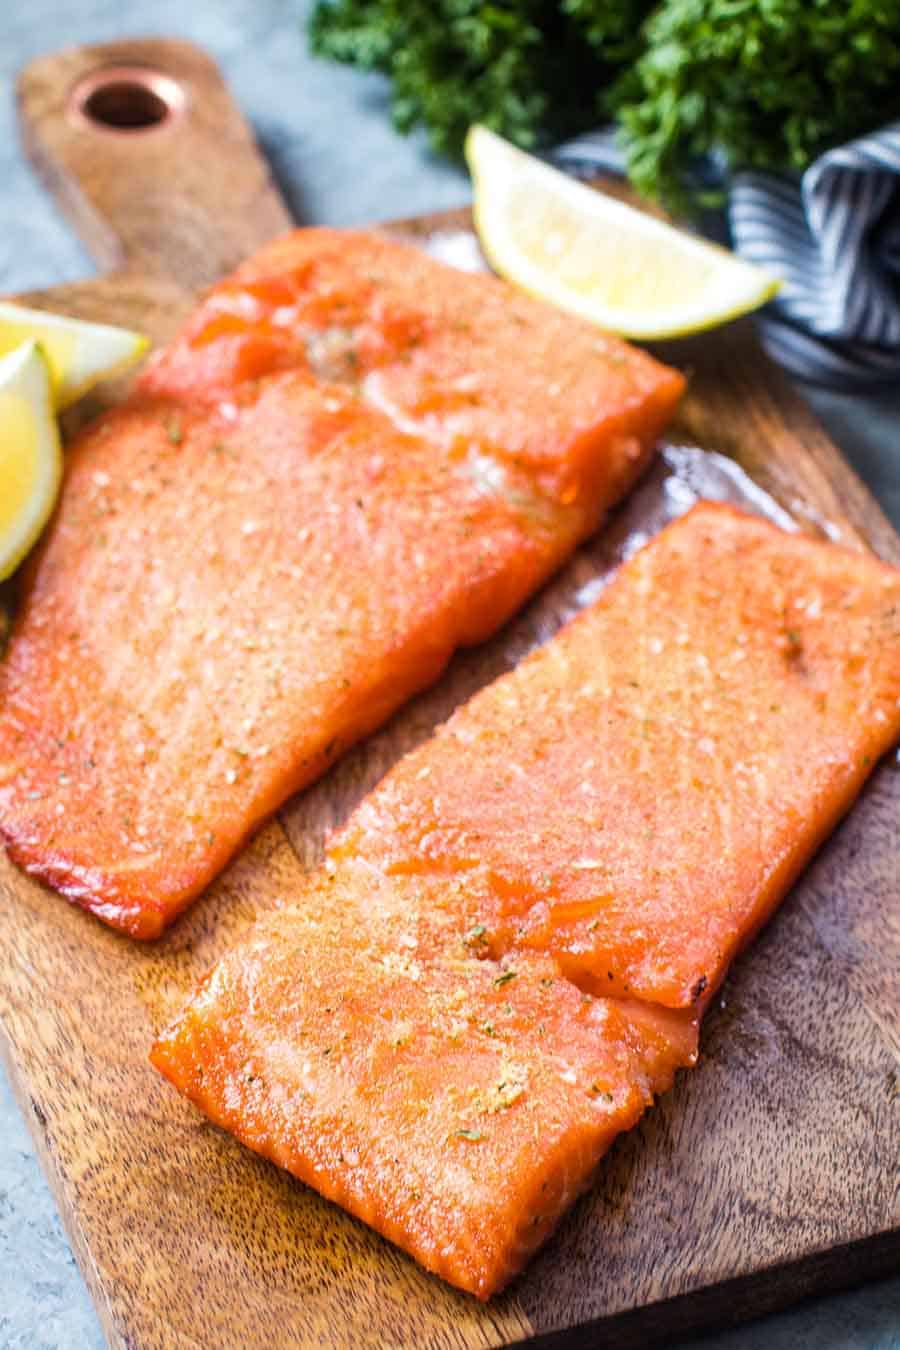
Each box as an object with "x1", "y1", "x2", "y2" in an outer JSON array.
[
  {"x1": 152, "y1": 503, "x2": 900, "y2": 1297},
  {"x1": 0, "y1": 229, "x2": 684, "y2": 936}
]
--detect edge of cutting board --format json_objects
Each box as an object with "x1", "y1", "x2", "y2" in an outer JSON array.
[{"x1": 1, "y1": 36, "x2": 897, "y2": 1350}]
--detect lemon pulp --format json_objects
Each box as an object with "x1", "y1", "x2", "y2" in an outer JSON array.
[
  {"x1": 0, "y1": 342, "x2": 63, "y2": 581},
  {"x1": 0, "y1": 302, "x2": 148, "y2": 409},
  {"x1": 465, "y1": 125, "x2": 780, "y2": 340},
  {"x1": 0, "y1": 392, "x2": 43, "y2": 534}
]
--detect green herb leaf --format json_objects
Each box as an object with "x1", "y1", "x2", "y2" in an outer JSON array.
[
  {"x1": 308, "y1": 0, "x2": 653, "y2": 158},
  {"x1": 309, "y1": 2, "x2": 900, "y2": 211},
  {"x1": 611, "y1": 0, "x2": 900, "y2": 211},
  {"x1": 165, "y1": 414, "x2": 184, "y2": 446}
]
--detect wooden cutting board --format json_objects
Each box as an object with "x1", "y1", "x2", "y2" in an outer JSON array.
[{"x1": 2, "y1": 37, "x2": 897, "y2": 1350}]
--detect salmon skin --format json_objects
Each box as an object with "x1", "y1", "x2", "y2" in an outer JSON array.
[
  {"x1": 0, "y1": 229, "x2": 684, "y2": 937},
  {"x1": 152, "y1": 502, "x2": 900, "y2": 1298}
]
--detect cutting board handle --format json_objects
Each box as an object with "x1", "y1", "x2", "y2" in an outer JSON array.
[{"x1": 17, "y1": 38, "x2": 293, "y2": 291}]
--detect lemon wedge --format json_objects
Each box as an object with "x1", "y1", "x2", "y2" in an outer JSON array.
[
  {"x1": 0, "y1": 301, "x2": 148, "y2": 410},
  {"x1": 465, "y1": 125, "x2": 780, "y2": 340},
  {"x1": 0, "y1": 341, "x2": 63, "y2": 581}
]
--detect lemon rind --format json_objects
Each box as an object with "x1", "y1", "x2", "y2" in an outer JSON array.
[
  {"x1": 465, "y1": 125, "x2": 780, "y2": 340},
  {"x1": 0, "y1": 302, "x2": 149, "y2": 410}
]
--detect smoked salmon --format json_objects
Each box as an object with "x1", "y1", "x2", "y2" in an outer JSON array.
[
  {"x1": 152, "y1": 502, "x2": 900, "y2": 1298},
  {"x1": 0, "y1": 229, "x2": 684, "y2": 937},
  {"x1": 334, "y1": 501, "x2": 900, "y2": 1009},
  {"x1": 151, "y1": 862, "x2": 698, "y2": 1301}
]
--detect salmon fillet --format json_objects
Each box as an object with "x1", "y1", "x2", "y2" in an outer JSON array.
[
  {"x1": 335, "y1": 501, "x2": 900, "y2": 1008},
  {"x1": 152, "y1": 502, "x2": 900, "y2": 1298},
  {"x1": 151, "y1": 862, "x2": 697, "y2": 1301},
  {"x1": 142, "y1": 228, "x2": 683, "y2": 504},
  {"x1": 0, "y1": 229, "x2": 684, "y2": 937}
]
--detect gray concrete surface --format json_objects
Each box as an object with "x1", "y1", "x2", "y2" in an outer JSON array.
[{"x1": 0, "y1": 1, "x2": 897, "y2": 1345}]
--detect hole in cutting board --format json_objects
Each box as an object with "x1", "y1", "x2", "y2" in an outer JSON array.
[{"x1": 68, "y1": 65, "x2": 186, "y2": 135}]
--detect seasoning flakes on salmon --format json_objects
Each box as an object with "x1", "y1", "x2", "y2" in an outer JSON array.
[
  {"x1": 153, "y1": 502, "x2": 900, "y2": 1298},
  {"x1": 336, "y1": 502, "x2": 900, "y2": 1008},
  {"x1": 0, "y1": 229, "x2": 685, "y2": 937},
  {"x1": 142, "y1": 228, "x2": 685, "y2": 504},
  {"x1": 151, "y1": 862, "x2": 696, "y2": 1301}
]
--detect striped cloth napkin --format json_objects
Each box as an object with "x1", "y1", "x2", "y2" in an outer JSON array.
[{"x1": 554, "y1": 124, "x2": 900, "y2": 390}]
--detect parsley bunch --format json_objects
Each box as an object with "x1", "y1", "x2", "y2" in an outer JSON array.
[
  {"x1": 308, "y1": 0, "x2": 655, "y2": 156},
  {"x1": 309, "y1": 0, "x2": 900, "y2": 209},
  {"x1": 613, "y1": 0, "x2": 900, "y2": 209}
]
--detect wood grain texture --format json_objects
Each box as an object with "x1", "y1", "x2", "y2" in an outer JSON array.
[
  {"x1": 0, "y1": 36, "x2": 897, "y2": 1350},
  {"x1": 17, "y1": 38, "x2": 291, "y2": 289}
]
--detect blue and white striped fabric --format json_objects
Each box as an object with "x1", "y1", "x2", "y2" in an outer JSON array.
[
  {"x1": 553, "y1": 124, "x2": 900, "y2": 390},
  {"x1": 553, "y1": 126, "x2": 627, "y2": 181}
]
